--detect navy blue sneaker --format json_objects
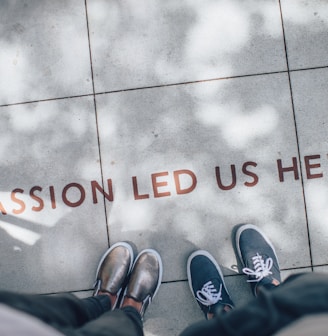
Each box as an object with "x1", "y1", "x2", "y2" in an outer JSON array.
[
  {"x1": 235, "y1": 224, "x2": 281, "y2": 296},
  {"x1": 187, "y1": 250, "x2": 234, "y2": 319}
]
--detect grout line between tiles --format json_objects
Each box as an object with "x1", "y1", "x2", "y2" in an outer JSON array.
[
  {"x1": 290, "y1": 65, "x2": 328, "y2": 73},
  {"x1": 2, "y1": 66, "x2": 328, "y2": 108},
  {"x1": 162, "y1": 265, "x2": 320, "y2": 285},
  {"x1": 42, "y1": 262, "x2": 326, "y2": 295},
  {"x1": 84, "y1": 0, "x2": 96, "y2": 98},
  {"x1": 0, "y1": 93, "x2": 94, "y2": 108},
  {"x1": 93, "y1": 70, "x2": 290, "y2": 96},
  {"x1": 279, "y1": 0, "x2": 313, "y2": 271},
  {"x1": 84, "y1": 0, "x2": 110, "y2": 247}
]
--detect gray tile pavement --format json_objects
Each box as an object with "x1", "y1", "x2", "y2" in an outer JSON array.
[
  {"x1": 96, "y1": 73, "x2": 310, "y2": 284},
  {"x1": 87, "y1": 0, "x2": 287, "y2": 92},
  {"x1": 0, "y1": 98, "x2": 108, "y2": 293},
  {"x1": 0, "y1": 1, "x2": 328, "y2": 335},
  {"x1": 291, "y1": 67, "x2": 328, "y2": 267},
  {"x1": 281, "y1": 0, "x2": 328, "y2": 69},
  {"x1": 0, "y1": 0, "x2": 92, "y2": 105}
]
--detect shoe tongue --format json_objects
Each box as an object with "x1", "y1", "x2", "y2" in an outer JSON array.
[{"x1": 209, "y1": 277, "x2": 221, "y2": 288}]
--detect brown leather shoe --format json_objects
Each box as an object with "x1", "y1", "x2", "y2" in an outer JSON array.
[
  {"x1": 93, "y1": 242, "x2": 134, "y2": 309},
  {"x1": 121, "y1": 249, "x2": 163, "y2": 317}
]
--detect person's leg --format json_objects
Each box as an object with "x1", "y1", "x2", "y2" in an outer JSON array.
[
  {"x1": 93, "y1": 242, "x2": 134, "y2": 310},
  {"x1": 0, "y1": 291, "x2": 95, "y2": 329},
  {"x1": 235, "y1": 223, "x2": 281, "y2": 295},
  {"x1": 180, "y1": 315, "x2": 224, "y2": 336},
  {"x1": 76, "y1": 307, "x2": 143, "y2": 336},
  {"x1": 186, "y1": 250, "x2": 234, "y2": 320},
  {"x1": 181, "y1": 250, "x2": 234, "y2": 336},
  {"x1": 77, "y1": 249, "x2": 163, "y2": 336},
  {"x1": 180, "y1": 224, "x2": 328, "y2": 336},
  {"x1": 120, "y1": 249, "x2": 162, "y2": 317},
  {"x1": 0, "y1": 241, "x2": 134, "y2": 333},
  {"x1": 181, "y1": 223, "x2": 281, "y2": 336},
  {"x1": 181, "y1": 272, "x2": 328, "y2": 336},
  {"x1": 80, "y1": 295, "x2": 111, "y2": 320}
]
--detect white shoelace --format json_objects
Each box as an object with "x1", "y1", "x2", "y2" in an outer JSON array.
[
  {"x1": 196, "y1": 281, "x2": 222, "y2": 306},
  {"x1": 242, "y1": 253, "x2": 273, "y2": 282}
]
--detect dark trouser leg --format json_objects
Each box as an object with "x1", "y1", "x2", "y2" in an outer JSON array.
[
  {"x1": 78, "y1": 306, "x2": 144, "y2": 336},
  {"x1": 0, "y1": 291, "x2": 143, "y2": 336},
  {"x1": 180, "y1": 273, "x2": 328, "y2": 336},
  {"x1": 0, "y1": 291, "x2": 110, "y2": 330},
  {"x1": 180, "y1": 317, "x2": 223, "y2": 336}
]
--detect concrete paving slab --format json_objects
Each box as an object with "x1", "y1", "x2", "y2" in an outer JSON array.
[
  {"x1": 1, "y1": 1, "x2": 328, "y2": 335},
  {"x1": 314, "y1": 266, "x2": 328, "y2": 273},
  {"x1": 97, "y1": 73, "x2": 311, "y2": 283},
  {"x1": 290, "y1": 68, "x2": 328, "y2": 267},
  {"x1": 0, "y1": 97, "x2": 108, "y2": 293},
  {"x1": 281, "y1": 0, "x2": 328, "y2": 69},
  {"x1": 0, "y1": 0, "x2": 92, "y2": 105},
  {"x1": 87, "y1": 0, "x2": 286, "y2": 93}
]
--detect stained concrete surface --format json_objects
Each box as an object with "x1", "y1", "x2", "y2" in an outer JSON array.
[{"x1": 1, "y1": 1, "x2": 328, "y2": 335}]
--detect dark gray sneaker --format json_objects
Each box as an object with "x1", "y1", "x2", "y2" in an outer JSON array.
[
  {"x1": 235, "y1": 224, "x2": 281, "y2": 296},
  {"x1": 121, "y1": 249, "x2": 163, "y2": 318},
  {"x1": 93, "y1": 242, "x2": 134, "y2": 309},
  {"x1": 187, "y1": 250, "x2": 234, "y2": 319}
]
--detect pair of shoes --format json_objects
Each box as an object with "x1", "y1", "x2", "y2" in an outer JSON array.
[
  {"x1": 188, "y1": 224, "x2": 281, "y2": 318},
  {"x1": 93, "y1": 242, "x2": 163, "y2": 318}
]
